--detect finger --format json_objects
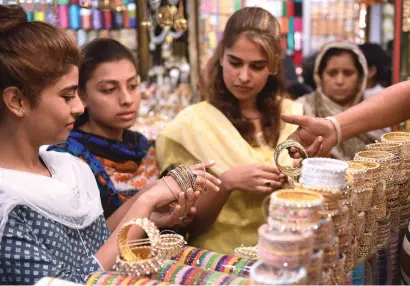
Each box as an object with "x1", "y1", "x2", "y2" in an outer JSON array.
[
  {"x1": 281, "y1": 114, "x2": 310, "y2": 127},
  {"x1": 188, "y1": 206, "x2": 197, "y2": 215},
  {"x1": 255, "y1": 186, "x2": 275, "y2": 193},
  {"x1": 259, "y1": 178, "x2": 283, "y2": 188},
  {"x1": 192, "y1": 170, "x2": 221, "y2": 188},
  {"x1": 167, "y1": 205, "x2": 182, "y2": 227},
  {"x1": 190, "y1": 160, "x2": 216, "y2": 171},
  {"x1": 260, "y1": 165, "x2": 282, "y2": 175},
  {"x1": 194, "y1": 176, "x2": 220, "y2": 192},
  {"x1": 185, "y1": 188, "x2": 195, "y2": 202},
  {"x1": 259, "y1": 171, "x2": 282, "y2": 181},
  {"x1": 306, "y1": 136, "x2": 323, "y2": 157},
  {"x1": 178, "y1": 190, "x2": 185, "y2": 206}
]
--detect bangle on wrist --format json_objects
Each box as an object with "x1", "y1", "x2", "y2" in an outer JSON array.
[{"x1": 325, "y1": 116, "x2": 342, "y2": 146}]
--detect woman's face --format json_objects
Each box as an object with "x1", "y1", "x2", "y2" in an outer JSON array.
[
  {"x1": 221, "y1": 34, "x2": 272, "y2": 105},
  {"x1": 19, "y1": 65, "x2": 84, "y2": 145},
  {"x1": 82, "y1": 59, "x2": 140, "y2": 131},
  {"x1": 321, "y1": 52, "x2": 360, "y2": 106}
]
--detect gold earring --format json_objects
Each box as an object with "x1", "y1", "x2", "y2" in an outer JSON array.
[{"x1": 18, "y1": 108, "x2": 24, "y2": 115}]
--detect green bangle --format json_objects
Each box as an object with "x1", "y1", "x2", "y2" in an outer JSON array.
[{"x1": 234, "y1": 258, "x2": 248, "y2": 276}]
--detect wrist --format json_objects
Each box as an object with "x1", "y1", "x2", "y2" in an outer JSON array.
[
  {"x1": 325, "y1": 116, "x2": 341, "y2": 147},
  {"x1": 220, "y1": 170, "x2": 235, "y2": 193}
]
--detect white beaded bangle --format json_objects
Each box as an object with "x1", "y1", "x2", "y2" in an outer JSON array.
[{"x1": 325, "y1": 116, "x2": 342, "y2": 146}]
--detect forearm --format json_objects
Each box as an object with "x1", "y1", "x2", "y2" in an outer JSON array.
[
  {"x1": 95, "y1": 194, "x2": 155, "y2": 270},
  {"x1": 187, "y1": 173, "x2": 232, "y2": 236},
  {"x1": 106, "y1": 182, "x2": 157, "y2": 231},
  {"x1": 336, "y1": 81, "x2": 410, "y2": 140}
]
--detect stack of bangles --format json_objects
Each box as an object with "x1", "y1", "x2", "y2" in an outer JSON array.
[
  {"x1": 153, "y1": 260, "x2": 249, "y2": 285},
  {"x1": 173, "y1": 246, "x2": 255, "y2": 277},
  {"x1": 268, "y1": 189, "x2": 324, "y2": 230},
  {"x1": 114, "y1": 218, "x2": 186, "y2": 276},
  {"x1": 257, "y1": 224, "x2": 314, "y2": 269}
]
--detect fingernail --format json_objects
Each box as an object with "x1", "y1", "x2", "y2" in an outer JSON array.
[
  {"x1": 319, "y1": 137, "x2": 323, "y2": 143},
  {"x1": 279, "y1": 174, "x2": 285, "y2": 178},
  {"x1": 217, "y1": 179, "x2": 222, "y2": 184},
  {"x1": 209, "y1": 160, "x2": 216, "y2": 164},
  {"x1": 216, "y1": 187, "x2": 220, "y2": 192}
]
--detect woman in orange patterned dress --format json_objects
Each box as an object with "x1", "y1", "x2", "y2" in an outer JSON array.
[{"x1": 49, "y1": 38, "x2": 217, "y2": 230}]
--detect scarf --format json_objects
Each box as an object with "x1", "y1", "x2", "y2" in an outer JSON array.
[{"x1": 48, "y1": 129, "x2": 151, "y2": 218}]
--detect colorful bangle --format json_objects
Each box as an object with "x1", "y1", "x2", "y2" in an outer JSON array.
[{"x1": 269, "y1": 188, "x2": 323, "y2": 230}]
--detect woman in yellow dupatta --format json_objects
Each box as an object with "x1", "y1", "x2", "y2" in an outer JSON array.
[{"x1": 156, "y1": 7, "x2": 303, "y2": 254}]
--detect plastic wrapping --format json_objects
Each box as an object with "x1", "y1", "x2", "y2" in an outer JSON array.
[
  {"x1": 250, "y1": 261, "x2": 307, "y2": 285},
  {"x1": 307, "y1": 250, "x2": 323, "y2": 285},
  {"x1": 257, "y1": 224, "x2": 314, "y2": 269},
  {"x1": 173, "y1": 246, "x2": 255, "y2": 277}
]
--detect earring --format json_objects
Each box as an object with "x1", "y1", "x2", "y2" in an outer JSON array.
[{"x1": 18, "y1": 108, "x2": 24, "y2": 116}]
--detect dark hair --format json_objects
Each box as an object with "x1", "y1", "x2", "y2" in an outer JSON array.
[
  {"x1": 359, "y1": 43, "x2": 392, "y2": 87},
  {"x1": 302, "y1": 52, "x2": 318, "y2": 90},
  {"x1": 75, "y1": 38, "x2": 137, "y2": 127},
  {"x1": 318, "y1": 48, "x2": 364, "y2": 80},
  {"x1": 205, "y1": 7, "x2": 285, "y2": 147},
  {"x1": 0, "y1": 4, "x2": 80, "y2": 118}
]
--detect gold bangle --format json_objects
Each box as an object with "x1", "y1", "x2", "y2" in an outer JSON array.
[
  {"x1": 162, "y1": 177, "x2": 178, "y2": 201},
  {"x1": 234, "y1": 245, "x2": 258, "y2": 260},
  {"x1": 274, "y1": 140, "x2": 308, "y2": 177},
  {"x1": 113, "y1": 246, "x2": 162, "y2": 276},
  {"x1": 117, "y1": 218, "x2": 160, "y2": 262}
]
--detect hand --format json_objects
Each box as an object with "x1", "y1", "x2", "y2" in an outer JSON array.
[
  {"x1": 281, "y1": 114, "x2": 337, "y2": 157},
  {"x1": 150, "y1": 188, "x2": 199, "y2": 228},
  {"x1": 189, "y1": 160, "x2": 221, "y2": 193},
  {"x1": 144, "y1": 160, "x2": 221, "y2": 209},
  {"x1": 221, "y1": 163, "x2": 286, "y2": 193}
]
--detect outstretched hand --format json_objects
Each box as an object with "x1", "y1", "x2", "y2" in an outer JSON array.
[{"x1": 281, "y1": 114, "x2": 338, "y2": 157}]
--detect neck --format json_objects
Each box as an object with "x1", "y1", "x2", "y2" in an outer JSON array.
[
  {"x1": 80, "y1": 121, "x2": 124, "y2": 141},
  {"x1": 0, "y1": 121, "x2": 43, "y2": 173},
  {"x1": 239, "y1": 97, "x2": 258, "y2": 115}
]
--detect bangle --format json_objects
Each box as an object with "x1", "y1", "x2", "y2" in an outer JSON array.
[
  {"x1": 325, "y1": 116, "x2": 342, "y2": 146},
  {"x1": 162, "y1": 177, "x2": 178, "y2": 201},
  {"x1": 274, "y1": 140, "x2": 308, "y2": 178}
]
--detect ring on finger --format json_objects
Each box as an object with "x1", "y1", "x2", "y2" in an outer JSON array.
[{"x1": 264, "y1": 180, "x2": 271, "y2": 187}]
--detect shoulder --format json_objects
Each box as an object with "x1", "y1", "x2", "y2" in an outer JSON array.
[{"x1": 42, "y1": 150, "x2": 92, "y2": 174}]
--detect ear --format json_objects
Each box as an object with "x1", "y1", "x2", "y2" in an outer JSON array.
[
  {"x1": 2, "y1": 87, "x2": 27, "y2": 117},
  {"x1": 78, "y1": 90, "x2": 88, "y2": 108},
  {"x1": 368, "y1": 65, "x2": 377, "y2": 79}
]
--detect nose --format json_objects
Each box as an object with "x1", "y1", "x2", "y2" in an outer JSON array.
[
  {"x1": 71, "y1": 95, "x2": 84, "y2": 116},
  {"x1": 119, "y1": 87, "x2": 134, "y2": 106},
  {"x1": 335, "y1": 73, "x2": 345, "y2": 85},
  {"x1": 239, "y1": 66, "x2": 251, "y2": 83}
]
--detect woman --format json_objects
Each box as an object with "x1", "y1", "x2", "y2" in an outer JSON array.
[
  {"x1": 156, "y1": 7, "x2": 303, "y2": 254},
  {"x1": 297, "y1": 41, "x2": 381, "y2": 160},
  {"x1": 0, "y1": 5, "x2": 218, "y2": 284},
  {"x1": 48, "y1": 39, "x2": 205, "y2": 229}
]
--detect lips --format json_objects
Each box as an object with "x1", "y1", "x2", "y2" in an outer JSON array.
[
  {"x1": 235, "y1": 86, "x2": 252, "y2": 93},
  {"x1": 117, "y1": 111, "x2": 136, "y2": 116},
  {"x1": 117, "y1": 111, "x2": 136, "y2": 121}
]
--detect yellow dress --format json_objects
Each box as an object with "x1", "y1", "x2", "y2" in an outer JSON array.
[{"x1": 156, "y1": 99, "x2": 303, "y2": 254}]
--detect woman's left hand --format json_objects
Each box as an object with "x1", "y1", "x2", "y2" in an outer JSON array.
[{"x1": 150, "y1": 188, "x2": 199, "y2": 228}]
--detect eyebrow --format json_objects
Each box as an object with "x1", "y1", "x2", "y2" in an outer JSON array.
[
  {"x1": 227, "y1": 54, "x2": 267, "y2": 64},
  {"x1": 97, "y1": 75, "x2": 138, "y2": 85},
  {"x1": 59, "y1": 85, "x2": 78, "y2": 94}
]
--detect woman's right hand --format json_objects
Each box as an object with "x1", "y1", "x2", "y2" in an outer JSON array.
[
  {"x1": 144, "y1": 161, "x2": 221, "y2": 209},
  {"x1": 220, "y1": 163, "x2": 286, "y2": 193}
]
